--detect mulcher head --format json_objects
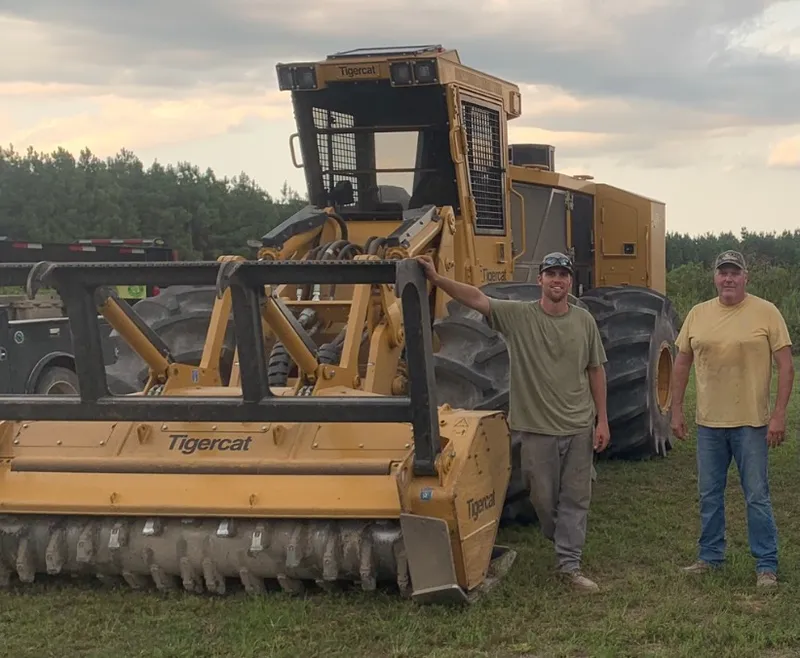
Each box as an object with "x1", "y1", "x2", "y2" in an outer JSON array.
[{"x1": 0, "y1": 257, "x2": 514, "y2": 604}]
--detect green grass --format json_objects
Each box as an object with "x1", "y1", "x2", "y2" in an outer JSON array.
[{"x1": 2, "y1": 365, "x2": 800, "y2": 658}]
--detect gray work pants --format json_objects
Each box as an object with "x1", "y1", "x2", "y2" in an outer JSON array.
[{"x1": 515, "y1": 428, "x2": 594, "y2": 573}]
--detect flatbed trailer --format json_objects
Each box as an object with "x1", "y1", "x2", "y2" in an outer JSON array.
[
  {"x1": 0, "y1": 237, "x2": 178, "y2": 314},
  {"x1": 0, "y1": 236, "x2": 177, "y2": 392}
]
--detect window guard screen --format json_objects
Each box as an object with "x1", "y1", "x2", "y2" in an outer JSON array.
[
  {"x1": 313, "y1": 107, "x2": 359, "y2": 204},
  {"x1": 462, "y1": 100, "x2": 504, "y2": 233}
]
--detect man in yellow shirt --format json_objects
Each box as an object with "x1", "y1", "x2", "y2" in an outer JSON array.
[{"x1": 670, "y1": 250, "x2": 794, "y2": 588}]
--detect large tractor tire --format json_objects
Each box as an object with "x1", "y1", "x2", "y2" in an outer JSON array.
[
  {"x1": 104, "y1": 286, "x2": 341, "y2": 394},
  {"x1": 431, "y1": 282, "x2": 584, "y2": 525},
  {"x1": 578, "y1": 285, "x2": 682, "y2": 460},
  {"x1": 105, "y1": 286, "x2": 237, "y2": 395}
]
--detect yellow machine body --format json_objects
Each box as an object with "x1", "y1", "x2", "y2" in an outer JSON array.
[
  {"x1": 274, "y1": 44, "x2": 667, "y2": 300},
  {"x1": 0, "y1": 398, "x2": 509, "y2": 598},
  {"x1": 267, "y1": 44, "x2": 678, "y2": 463},
  {"x1": 0, "y1": 257, "x2": 513, "y2": 604},
  {"x1": 507, "y1": 167, "x2": 667, "y2": 294},
  {"x1": 0, "y1": 44, "x2": 679, "y2": 603}
]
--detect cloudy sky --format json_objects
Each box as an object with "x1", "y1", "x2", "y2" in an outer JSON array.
[{"x1": 2, "y1": 0, "x2": 799, "y2": 236}]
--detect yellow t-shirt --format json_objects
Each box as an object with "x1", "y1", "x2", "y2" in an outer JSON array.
[{"x1": 675, "y1": 294, "x2": 792, "y2": 428}]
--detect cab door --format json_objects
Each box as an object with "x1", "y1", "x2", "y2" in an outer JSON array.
[{"x1": 568, "y1": 190, "x2": 595, "y2": 295}]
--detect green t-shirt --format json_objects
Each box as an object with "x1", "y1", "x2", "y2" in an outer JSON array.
[{"x1": 488, "y1": 298, "x2": 607, "y2": 436}]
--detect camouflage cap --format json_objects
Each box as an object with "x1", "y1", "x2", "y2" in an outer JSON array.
[{"x1": 714, "y1": 250, "x2": 746, "y2": 270}]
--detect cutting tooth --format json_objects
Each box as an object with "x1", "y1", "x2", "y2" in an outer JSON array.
[
  {"x1": 393, "y1": 537, "x2": 411, "y2": 597},
  {"x1": 216, "y1": 519, "x2": 235, "y2": 538},
  {"x1": 315, "y1": 527, "x2": 340, "y2": 592},
  {"x1": 238, "y1": 567, "x2": 265, "y2": 594},
  {"x1": 285, "y1": 524, "x2": 303, "y2": 571},
  {"x1": 76, "y1": 524, "x2": 96, "y2": 565},
  {"x1": 277, "y1": 574, "x2": 305, "y2": 594},
  {"x1": 249, "y1": 524, "x2": 265, "y2": 554},
  {"x1": 179, "y1": 555, "x2": 203, "y2": 593},
  {"x1": 143, "y1": 546, "x2": 178, "y2": 591},
  {"x1": 142, "y1": 518, "x2": 162, "y2": 536},
  {"x1": 150, "y1": 565, "x2": 178, "y2": 591},
  {"x1": 0, "y1": 516, "x2": 408, "y2": 595},
  {"x1": 278, "y1": 524, "x2": 305, "y2": 593},
  {"x1": 176, "y1": 536, "x2": 203, "y2": 593},
  {"x1": 0, "y1": 522, "x2": 19, "y2": 586},
  {"x1": 108, "y1": 522, "x2": 127, "y2": 551},
  {"x1": 202, "y1": 557, "x2": 226, "y2": 595},
  {"x1": 45, "y1": 527, "x2": 67, "y2": 575},
  {"x1": 322, "y1": 529, "x2": 339, "y2": 581},
  {"x1": 121, "y1": 571, "x2": 149, "y2": 589},
  {"x1": 359, "y1": 532, "x2": 376, "y2": 591},
  {"x1": 15, "y1": 535, "x2": 35, "y2": 583}
]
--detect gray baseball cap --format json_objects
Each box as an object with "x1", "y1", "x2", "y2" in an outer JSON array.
[{"x1": 714, "y1": 250, "x2": 746, "y2": 270}]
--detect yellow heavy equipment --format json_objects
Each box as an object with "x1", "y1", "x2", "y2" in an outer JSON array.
[
  {"x1": 0, "y1": 259, "x2": 513, "y2": 603},
  {"x1": 0, "y1": 44, "x2": 679, "y2": 600}
]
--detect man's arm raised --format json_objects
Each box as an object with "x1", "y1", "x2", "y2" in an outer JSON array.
[{"x1": 414, "y1": 255, "x2": 491, "y2": 317}]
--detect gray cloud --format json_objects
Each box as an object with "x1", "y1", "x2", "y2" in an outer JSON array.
[{"x1": 3, "y1": 0, "x2": 799, "y2": 164}]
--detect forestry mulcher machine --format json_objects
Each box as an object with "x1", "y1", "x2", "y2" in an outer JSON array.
[{"x1": 0, "y1": 45, "x2": 679, "y2": 602}]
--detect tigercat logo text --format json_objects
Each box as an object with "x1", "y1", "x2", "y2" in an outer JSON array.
[
  {"x1": 168, "y1": 433, "x2": 253, "y2": 455},
  {"x1": 482, "y1": 269, "x2": 507, "y2": 283},
  {"x1": 467, "y1": 490, "x2": 496, "y2": 521},
  {"x1": 337, "y1": 64, "x2": 378, "y2": 78}
]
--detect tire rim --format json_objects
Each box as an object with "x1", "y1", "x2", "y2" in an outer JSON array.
[
  {"x1": 655, "y1": 341, "x2": 673, "y2": 414},
  {"x1": 46, "y1": 380, "x2": 78, "y2": 395}
]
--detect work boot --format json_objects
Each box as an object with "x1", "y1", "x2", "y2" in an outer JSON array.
[
  {"x1": 682, "y1": 559, "x2": 713, "y2": 574},
  {"x1": 756, "y1": 571, "x2": 778, "y2": 589},
  {"x1": 561, "y1": 569, "x2": 599, "y2": 593}
]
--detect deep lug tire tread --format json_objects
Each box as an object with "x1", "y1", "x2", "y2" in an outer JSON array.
[
  {"x1": 105, "y1": 286, "x2": 236, "y2": 394},
  {"x1": 579, "y1": 285, "x2": 681, "y2": 461}
]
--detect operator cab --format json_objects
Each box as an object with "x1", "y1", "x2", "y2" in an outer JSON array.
[{"x1": 277, "y1": 46, "x2": 462, "y2": 221}]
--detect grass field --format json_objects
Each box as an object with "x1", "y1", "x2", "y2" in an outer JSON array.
[{"x1": 2, "y1": 364, "x2": 800, "y2": 658}]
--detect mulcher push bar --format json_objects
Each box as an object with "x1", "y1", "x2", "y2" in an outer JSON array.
[{"x1": 0, "y1": 259, "x2": 441, "y2": 475}]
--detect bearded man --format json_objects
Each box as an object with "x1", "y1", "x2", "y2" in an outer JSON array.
[{"x1": 415, "y1": 251, "x2": 609, "y2": 593}]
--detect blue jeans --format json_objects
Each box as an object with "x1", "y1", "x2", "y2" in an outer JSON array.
[{"x1": 696, "y1": 425, "x2": 778, "y2": 573}]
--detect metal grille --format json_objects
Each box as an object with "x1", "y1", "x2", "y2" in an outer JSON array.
[
  {"x1": 313, "y1": 108, "x2": 358, "y2": 203},
  {"x1": 462, "y1": 101, "x2": 504, "y2": 232}
]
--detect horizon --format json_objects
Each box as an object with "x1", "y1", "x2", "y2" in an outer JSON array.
[{"x1": 3, "y1": 1, "x2": 799, "y2": 238}]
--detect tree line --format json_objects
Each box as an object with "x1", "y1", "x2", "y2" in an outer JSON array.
[
  {"x1": 2, "y1": 145, "x2": 799, "y2": 345},
  {"x1": 0, "y1": 145, "x2": 306, "y2": 261}
]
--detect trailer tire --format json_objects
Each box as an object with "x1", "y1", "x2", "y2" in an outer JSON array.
[{"x1": 35, "y1": 365, "x2": 80, "y2": 395}]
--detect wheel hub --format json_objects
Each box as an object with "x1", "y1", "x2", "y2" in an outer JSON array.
[{"x1": 655, "y1": 342, "x2": 673, "y2": 414}]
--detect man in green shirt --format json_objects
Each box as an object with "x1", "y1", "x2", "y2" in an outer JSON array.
[{"x1": 415, "y1": 251, "x2": 609, "y2": 593}]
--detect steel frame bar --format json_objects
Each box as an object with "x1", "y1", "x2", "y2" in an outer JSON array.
[{"x1": 0, "y1": 258, "x2": 441, "y2": 474}]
